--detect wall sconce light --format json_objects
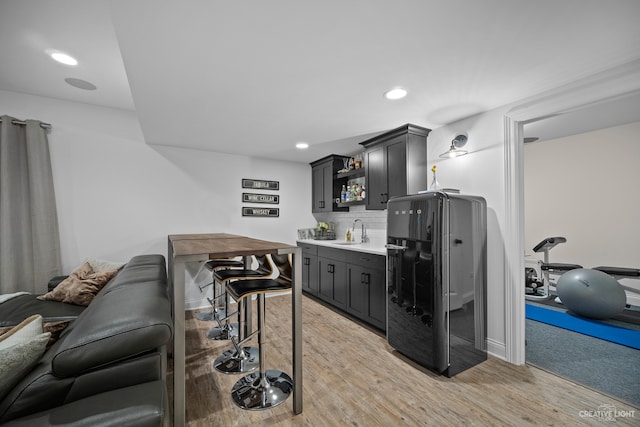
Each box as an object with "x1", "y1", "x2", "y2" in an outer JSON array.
[{"x1": 439, "y1": 134, "x2": 469, "y2": 158}]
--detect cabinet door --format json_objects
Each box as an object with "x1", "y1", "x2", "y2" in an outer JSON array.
[
  {"x1": 347, "y1": 264, "x2": 369, "y2": 320},
  {"x1": 364, "y1": 145, "x2": 387, "y2": 210},
  {"x1": 302, "y1": 253, "x2": 318, "y2": 295},
  {"x1": 367, "y1": 267, "x2": 387, "y2": 330},
  {"x1": 321, "y1": 162, "x2": 334, "y2": 212},
  {"x1": 318, "y1": 257, "x2": 334, "y2": 302},
  {"x1": 332, "y1": 260, "x2": 347, "y2": 309},
  {"x1": 386, "y1": 139, "x2": 407, "y2": 200},
  {"x1": 318, "y1": 256, "x2": 347, "y2": 308},
  {"x1": 311, "y1": 165, "x2": 325, "y2": 212}
]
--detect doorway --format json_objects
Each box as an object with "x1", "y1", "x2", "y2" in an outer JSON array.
[
  {"x1": 502, "y1": 60, "x2": 640, "y2": 367},
  {"x1": 521, "y1": 98, "x2": 640, "y2": 405}
]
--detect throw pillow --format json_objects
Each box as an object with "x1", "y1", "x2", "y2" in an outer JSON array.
[
  {"x1": 37, "y1": 262, "x2": 118, "y2": 306},
  {"x1": 0, "y1": 319, "x2": 72, "y2": 351},
  {"x1": 43, "y1": 320, "x2": 72, "y2": 350},
  {"x1": 0, "y1": 315, "x2": 50, "y2": 400},
  {"x1": 86, "y1": 258, "x2": 125, "y2": 273},
  {"x1": 0, "y1": 314, "x2": 43, "y2": 348}
]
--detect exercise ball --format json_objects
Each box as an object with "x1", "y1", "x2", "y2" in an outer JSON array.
[{"x1": 556, "y1": 268, "x2": 626, "y2": 319}]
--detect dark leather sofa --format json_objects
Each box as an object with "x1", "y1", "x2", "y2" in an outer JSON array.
[{"x1": 0, "y1": 254, "x2": 173, "y2": 426}]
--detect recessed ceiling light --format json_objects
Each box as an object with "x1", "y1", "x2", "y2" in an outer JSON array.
[
  {"x1": 384, "y1": 87, "x2": 407, "y2": 100},
  {"x1": 296, "y1": 142, "x2": 309, "y2": 149},
  {"x1": 64, "y1": 77, "x2": 97, "y2": 91},
  {"x1": 50, "y1": 52, "x2": 78, "y2": 66}
]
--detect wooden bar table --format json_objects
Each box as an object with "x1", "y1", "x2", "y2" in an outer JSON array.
[{"x1": 167, "y1": 233, "x2": 303, "y2": 426}]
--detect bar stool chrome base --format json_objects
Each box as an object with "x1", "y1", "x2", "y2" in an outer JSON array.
[
  {"x1": 196, "y1": 308, "x2": 226, "y2": 321},
  {"x1": 206, "y1": 322, "x2": 238, "y2": 340},
  {"x1": 214, "y1": 347, "x2": 259, "y2": 374},
  {"x1": 231, "y1": 370, "x2": 293, "y2": 410}
]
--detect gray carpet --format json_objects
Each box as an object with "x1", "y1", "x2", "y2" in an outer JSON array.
[{"x1": 526, "y1": 318, "x2": 640, "y2": 407}]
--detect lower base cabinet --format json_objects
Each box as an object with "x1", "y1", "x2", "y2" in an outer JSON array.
[
  {"x1": 345, "y1": 251, "x2": 386, "y2": 330},
  {"x1": 299, "y1": 244, "x2": 386, "y2": 331},
  {"x1": 318, "y1": 254, "x2": 347, "y2": 309},
  {"x1": 300, "y1": 243, "x2": 319, "y2": 295}
]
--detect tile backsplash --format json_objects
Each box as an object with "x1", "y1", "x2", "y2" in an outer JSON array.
[{"x1": 311, "y1": 204, "x2": 386, "y2": 244}]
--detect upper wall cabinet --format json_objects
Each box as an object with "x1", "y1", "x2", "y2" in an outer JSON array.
[
  {"x1": 360, "y1": 124, "x2": 430, "y2": 210},
  {"x1": 310, "y1": 155, "x2": 349, "y2": 213}
]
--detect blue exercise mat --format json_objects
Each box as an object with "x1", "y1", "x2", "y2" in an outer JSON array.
[{"x1": 526, "y1": 304, "x2": 640, "y2": 350}]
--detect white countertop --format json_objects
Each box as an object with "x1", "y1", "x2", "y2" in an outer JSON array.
[{"x1": 297, "y1": 238, "x2": 386, "y2": 256}]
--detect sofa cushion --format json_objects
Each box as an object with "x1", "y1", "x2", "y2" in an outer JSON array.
[
  {"x1": 0, "y1": 294, "x2": 85, "y2": 328},
  {"x1": 0, "y1": 315, "x2": 51, "y2": 401},
  {"x1": 1, "y1": 380, "x2": 166, "y2": 427},
  {"x1": 37, "y1": 262, "x2": 118, "y2": 306},
  {"x1": 51, "y1": 282, "x2": 172, "y2": 378}
]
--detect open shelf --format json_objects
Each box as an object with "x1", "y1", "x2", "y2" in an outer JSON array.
[
  {"x1": 337, "y1": 199, "x2": 366, "y2": 208},
  {"x1": 336, "y1": 168, "x2": 365, "y2": 179}
]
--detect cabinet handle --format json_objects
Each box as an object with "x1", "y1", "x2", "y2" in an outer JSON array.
[
  {"x1": 319, "y1": 200, "x2": 325, "y2": 208},
  {"x1": 365, "y1": 273, "x2": 370, "y2": 285},
  {"x1": 328, "y1": 264, "x2": 334, "y2": 274},
  {"x1": 304, "y1": 257, "x2": 310, "y2": 266},
  {"x1": 360, "y1": 272, "x2": 365, "y2": 283}
]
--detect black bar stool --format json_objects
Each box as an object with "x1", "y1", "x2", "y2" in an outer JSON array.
[
  {"x1": 196, "y1": 258, "x2": 245, "y2": 321},
  {"x1": 206, "y1": 255, "x2": 273, "y2": 340},
  {"x1": 213, "y1": 254, "x2": 291, "y2": 374},
  {"x1": 224, "y1": 255, "x2": 293, "y2": 410}
]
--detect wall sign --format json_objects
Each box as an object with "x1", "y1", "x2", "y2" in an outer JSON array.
[
  {"x1": 242, "y1": 207, "x2": 279, "y2": 217},
  {"x1": 242, "y1": 179, "x2": 279, "y2": 190},
  {"x1": 242, "y1": 193, "x2": 280, "y2": 204}
]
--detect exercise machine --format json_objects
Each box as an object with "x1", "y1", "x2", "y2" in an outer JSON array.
[{"x1": 525, "y1": 236, "x2": 582, "y2": 301}]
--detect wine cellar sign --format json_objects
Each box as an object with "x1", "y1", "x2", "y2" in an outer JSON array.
[
  {"x1": 241, "y1": 179, "x2": 280, "y2": 217},
  {"x1": 242, "y1": 193, "x2": 279, "y2": 204}
]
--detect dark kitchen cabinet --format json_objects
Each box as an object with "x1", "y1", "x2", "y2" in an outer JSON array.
[
  {"x1": 318, "y1": 248, "x2": 347, "y2": 309},
  {"x1": 299, "y1": 242, "x2": 386, "y2": 331},
  {"x1": 346, "y1": 251, "x2": 386, "y2": 330},
  {"x1": 300, "y1": 242, "x2": 319, "y2": 296},
  {"x1": 360, "y1": 123, "x2": 430, "y2": 210},
  {"x1": 310, "y1": 155, "x2": 348, "y2": 213}
]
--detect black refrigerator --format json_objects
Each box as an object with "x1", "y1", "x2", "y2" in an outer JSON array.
[{"x1": 386, "y1": 191, "x2": 487, "y2": 377}]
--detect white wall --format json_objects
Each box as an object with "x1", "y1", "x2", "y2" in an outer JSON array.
[
  {"x1": 524, "y1": 121, "x2": 640, "y2": 266},
  {"x1": 524, "y1": 121, "x2": 640, "y2": 304},
  {"x1": 426, "y1": 107, "x2": 510, "y2": 358},
  {"x1": 0, "y1": 90, "x2": 316, "y2": 308}
]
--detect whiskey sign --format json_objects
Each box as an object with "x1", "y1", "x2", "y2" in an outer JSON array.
[
  {"x1": 242, "y1": 207, "x2": 279, "y2": 217},
  {"x1": 242, "y1": 193, "x2": 280, "y2": 204},
  {"x1": 242, "y1": 179, "x2": 279, "y2": 190}
]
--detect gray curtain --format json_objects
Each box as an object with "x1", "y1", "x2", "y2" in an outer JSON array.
[{"x1": 0, "y1": 115, "x2": 61, "y2": 294}]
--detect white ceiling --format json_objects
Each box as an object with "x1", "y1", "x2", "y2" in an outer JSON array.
[{"x1": 1, "y1": 0, "x2": 640, "y2": 162}]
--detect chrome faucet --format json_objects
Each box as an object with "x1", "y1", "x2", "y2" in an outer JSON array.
[{"x1": 352, "y1": 219, "x2": 368, "y2": 243}]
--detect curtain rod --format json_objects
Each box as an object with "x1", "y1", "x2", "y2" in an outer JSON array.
[{"x1": 0, "y1": 117, "x2": 52, "y2": 130}]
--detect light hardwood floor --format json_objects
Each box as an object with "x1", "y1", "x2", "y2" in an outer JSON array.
[{"x1": 171, "y1": 294, "x2": 638, "y2": 426}]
